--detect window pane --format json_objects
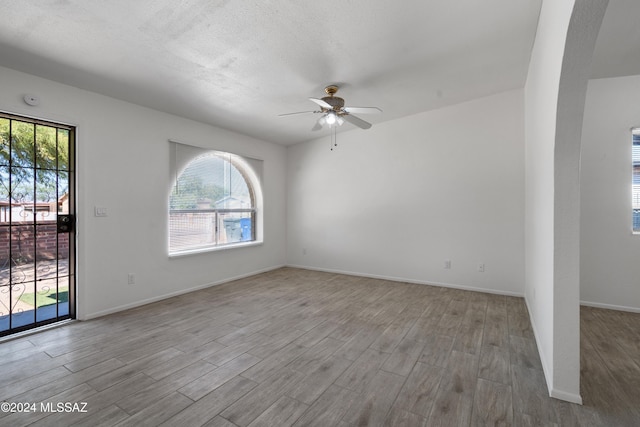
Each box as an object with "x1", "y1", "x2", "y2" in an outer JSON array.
[
  {"x1": 219, "y1": 212, "x2": 253, "y2": 244},
  {"x1": 0, "y1": 226, "x2": 8, "y2": 287},
  {"x1": 0, "y1": 166, "x2": 9, "y2": 224},
  {"x1": 633, "y1": 132, "x2": 640, "y2": 232},
  {"x1": 12, "y1": 224, "x2": 35, "y2": 267},
  {"x1": 0, "y1": 118, "x2": 9, "y2": 167},
  {"x1": 169, "y1": 211, "x2": 216, "y2": 252},
  {"x1": 12, "y1": 167, "x2": 35, "y2": 204},
  {"x1": 34, "y1": 170, "x2": 56, "y2": 223},
  {"x1": 171, "y1": 155, "x2": 224, "y2": 210},
  {"x1": 58, "y1": 171, "x2": 69, "y2": 214},
  {"x1": 57, "y1": 129, "x2": 69, "y2": 171},
  {"x1": 11, "y1": 121, "x2": 35, "y2": 169},
  {"x1": 35, "y1": 125, "x2": 57, "y2": 171}
]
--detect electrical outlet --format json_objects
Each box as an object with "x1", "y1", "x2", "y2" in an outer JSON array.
[
  {"x1": 478, "y1": 263, "x2": 485, "y2": 273},
  {"x1": 444, "y1": 260, "x2": 451, "y2": 269},
  {"x1": 128, "y1": 273, "x2": 135, "y2": 285}
]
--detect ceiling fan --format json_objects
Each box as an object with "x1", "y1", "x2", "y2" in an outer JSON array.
[{"x1": 279, "y1": 85, "x2": 382, "y2": 131}]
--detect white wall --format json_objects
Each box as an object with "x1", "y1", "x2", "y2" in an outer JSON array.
[
  {"x1": 525, "y1": 0, "x2": 577, "y2": 402},
  {"x1": 525, "y1": 0, "x2": 607, "y2": 403},
  {"x1": 0, "y1": 65, "x2": 287, "y2": 319},
  {"x1": 581, "y1": 74, "x2": 640, "y2": 312},
  {"x1": 287, "y1": 89, "x2": 525, "y2": 295}
]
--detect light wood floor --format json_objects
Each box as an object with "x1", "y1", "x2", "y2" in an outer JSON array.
[{"x1": 0, "y1": 267, "x2": 638, "y2": 426}]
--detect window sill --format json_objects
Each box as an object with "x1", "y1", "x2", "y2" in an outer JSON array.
[{"x1": 169, "y1": 240, "x2": 263, "y2": 258}]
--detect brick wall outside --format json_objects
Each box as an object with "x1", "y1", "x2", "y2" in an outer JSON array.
[{"x1": 0, "y1": 222, "x2": 69, "y2": 266}]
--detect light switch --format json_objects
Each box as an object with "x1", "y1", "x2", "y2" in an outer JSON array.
[{"x1": 94, "y1": 206, "x2": 108, "y2": 217}]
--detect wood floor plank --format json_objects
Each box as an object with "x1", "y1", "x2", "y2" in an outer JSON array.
[
  {"x1": 287, "y1": 356, "x2": 352, "y2": 404},
  {"x1": 426, "y1": 350, "x2": 479, "y2": 427},
  {"x1": 334, "y1": 348, "x2": 390, "y2": 393},
  {"x1": 418, "y1": 334, "x2": 455, "y2": 367},
  {"x1": 178, "y1": 353, "x2": 261, "y2": 401},
  {"x1": 511, "y1": 365, "x2": 559, "y2": 425},
  {"x1": 247, "y1": 328, "x2": 306, "y2": 359},
  {"x1": 453, "y1": 324, "x2": 484, "y2": 355},
  {"x1": 69, "y1": 405, "x2": 130, "y2": 427},
  {"x1": 384, "y1": 406, "x2": 428, "y2": 427},
  {"x1": 287, "y1": 337, "x2": 345, "y2": 372},
  {"x1": 394, "y1": 361, "x2": 443, "y2": 417},
  {"x1": 242, "y1": 342, "x2": 308, "y2": 383},
  {"x1": 506, "y1": 297, "x2": 534, "y2": 339},
  {"x1": 332, "y1": 324, "x2": 386, "y2": 361},
  {"x1": 0, "y1": 351, "x2": 55, "y2": 385},
  {"x1": 116, "y1": 360, "x2": 217, "y2": 415},
  {"x1": 246, "y1": 395, "x2": 308, "y2": 427},
  {"x1": 88, "y1": 348, "x2": 183, "y2": 391},
  {"x1": 204, "y1": 334, "x2": 269, "y2": 366},
  {"x1": 0, "y1": 365, "x2": 69, "y2": 401},
  {"x1": 160, "y1": 375, "x2": 257, "y2": 426},
  {"x1": 516, "y1": 413, "x2": 559, "y2": 427},
  {"x1": 221, "y1": 368, "x2": 304, "y2": 427},
  {"x1": 380, "y1": 337, "x2": 425, "y2": 377},
  {"x1": 293, "y1": 320, "x2": 341, "y2": 348},
  {"x1": 9, "y1": 358, "x2": 125, "y2": 403},
  {"x1": 369, "y1": 322, "x2": 410, "y2": 353},
  {"x1": 292, "y1": 384, "x2": 359, "y2": 427},
  {"x1": 478, "y1": 344, "x2": 511, "y2": 385},
  {"x1": 201, "y1": 416, "x2": 238, "y2": 427},
  {"x1": 509, "y1": 335, "x2": 543, "y2": 371},
  {"x1": 471, "y1": 378, "x2": 513, "y2": 426},
  {"x1": 36, "y1": 373, "x2": 158, "y2": 426},
  {"x1": 482, "y1": 297, "x2": 509, "y2": 348},
  {"x1": 340, "y1": 370, "x2": 405, "y2": 426},
  {"x1": 142, "y1": 340, "x2": 227, "y2": 380},
  {"x1": 112, "y1": 392, "x2": 193, "y2": 427}
]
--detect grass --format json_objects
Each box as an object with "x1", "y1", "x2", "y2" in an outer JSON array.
[{"x1": 19, "y1": 287, "x2": 68, "y2": 307}]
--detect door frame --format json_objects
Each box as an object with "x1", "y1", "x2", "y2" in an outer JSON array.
[{"x1": 0, "y1": 110, "x2": 77, "y2": 337}]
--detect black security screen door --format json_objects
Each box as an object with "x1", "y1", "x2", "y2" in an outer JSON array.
[{"x1": 0, "y1": 112, "x2": 76, "y2": 337}]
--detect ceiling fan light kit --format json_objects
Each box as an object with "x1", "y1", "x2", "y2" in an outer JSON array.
[{"x1": 280, "y1": 85, "x2": 382, "y2": 149}]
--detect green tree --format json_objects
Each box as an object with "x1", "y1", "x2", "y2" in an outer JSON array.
[
  {"x1": 170, "y1": 173, "x2": 225, "y2": 210},
  {"x1": 0, "y1": 118, "x2": 68, "y2": 204}
]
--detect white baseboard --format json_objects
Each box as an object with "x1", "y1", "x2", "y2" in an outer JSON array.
[
  {"x1": 80, "y1": 264, "x2": 286, "y2": 320},
  {"x1": 285, "y1": 264, "x2": 524, "y2": 297},
  {"x1": 580, "y1": 300, "x2": 640, "y2": 313},
  {"x1": 550, "y1": 388, "x2": 583, "y2": 405}
]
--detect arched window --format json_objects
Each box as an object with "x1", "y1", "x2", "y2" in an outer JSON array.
[{"x1": 169, "y1": 148, "x2": 261, "y2": 255}]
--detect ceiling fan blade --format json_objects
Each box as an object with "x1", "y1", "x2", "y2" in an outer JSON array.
[
  {"x1": 278, "y1": 111, "x2": 316, "y2": 117},
  {"x1": 343, "y1": 106, "x2": 382, "y2": 114},
  {"x1": 309, "y1": 97, "x2": 333, "y2": 109},
  {"x1": 343, "y1": 114, "x2": 372, "y2": 129}
]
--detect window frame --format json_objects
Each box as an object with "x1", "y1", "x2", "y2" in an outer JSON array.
[
  {"x1": 632, "y1": 128, "x2": 639, "y2": 234},
  {"x1": 168, "y1": 146, "x2": 262, "y2": 256}
]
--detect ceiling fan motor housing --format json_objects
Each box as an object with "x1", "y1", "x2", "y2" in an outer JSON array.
[{"x1": 321, "y1": 96, "x2": 345, "y2": 110}]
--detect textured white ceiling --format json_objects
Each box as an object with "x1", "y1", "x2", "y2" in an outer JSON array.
[{"x1": 0, "y1": 1, "x2": 636, "y2": 145}]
